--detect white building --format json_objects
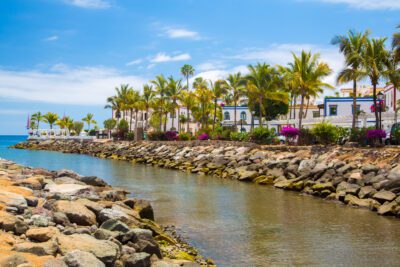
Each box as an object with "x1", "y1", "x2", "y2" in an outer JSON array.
[{"x1": 221, "y1": 106, "x2": 260, "y2": 132}]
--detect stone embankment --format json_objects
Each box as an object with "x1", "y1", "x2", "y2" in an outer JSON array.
[
  {"x1": 14, "y1": 140, "x2": 400, "y2": 218},
  {"x1": 0, "y1": 157, "x2": 212, "y2": 267}
]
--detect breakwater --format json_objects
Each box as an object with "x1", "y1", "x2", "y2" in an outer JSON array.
[
  {"x1": 14, "y1": 140, "x2": 400, "y2": 218},
  {"x1": 0, "y1": 157, "x2": 211, "y2": 266}
]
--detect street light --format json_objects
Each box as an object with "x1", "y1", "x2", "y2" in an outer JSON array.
[
  {"x1": 377, "y1": 91, "x2": 384, "y2": 130},
  {"x1": 251, "y1": 110, "x2": 255, "y2": 131}
]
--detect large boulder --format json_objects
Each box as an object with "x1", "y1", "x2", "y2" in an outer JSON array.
[
  {"x1": 63, "y1": 250, "x2": 105, "y2": 267},
  {"x1": 53, "y1": 200, "x2": 97, "y2": 226},
  {"x1": 12, "y1": 239, "x2": 58, "y2": 256},
  {"x1": 80, "y1": 176, "x2": 108, "y2": 187},
  {"x1": 26, "y1": 227, "x2": 60, "y2": 242},
  {"x1": 373, "y1": 190, "x2": 397, "y2": 203},
  {"x1": 0, "y1": 190, "x2": 28, "y2": 211},
  {"x1": 57, "y1": 234, "x2": 120, "y2": 265},
  {"x1": 237, "y1": 170, "x2": 258, "y2": 181},
  {"x1": 121, "y1": 252, "x2": 151, "y2": 267},
  {"x1": 45, "y1": 184, "x2": 91, "y2": 196}
]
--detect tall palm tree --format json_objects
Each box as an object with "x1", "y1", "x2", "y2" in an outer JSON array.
[
  {"x1": 193, "y1": 78, "x2": 212, "y2": 128},
  {"x1": 141, "y1": 84, "x2": 155, "y2": 130},
  {"x1": 226, "y1": 73, "x2": 245, "y2": 130},
  {"x1": 31, "y1": 112, "x2": 43, "y2": 130},
  {"x1": 125, "y1": 89, "x2": 141, "y2": 132},
  {"x1": 332, "y1": 30, "x2": 369, "y2": 131},
  {"x1": 179, "y1": 91, "x2": 197, "y2": 132},
  {"x1": 278, "y1": 65, "x2": 299, "y2": 120},
  {"x1": 389, "y1": 27, "x2": 400, "y2": 123},
  {"x1": 393, "y1": 25, "x2": 400, "y2": 59},
  {"x1": 42, "y1": 112, "x2": 59, "y2": 129},
  {"x1": 289, "y1": 51, "x2": 333, "y2": 129},
  {"x1": 56, "y1": 116, "x2": 73, "y2": 131},
  {"x1": 167, "y1": 76, "x2": 184, "y2": 130},
  {"x1": 82, "y1": 113, "x2": 96, "y2": 130},
  {"x1": 359, "y1": 38, "x2": 389, "y2": 129},
  {"x1": 246, "y1": 63, "x2": 287, "y2": 127},
  {"x1": 151, "y1": 75, "x2": 169, "y2": 131},
  {"x1": 181, "y1": 64, "x2": 195, "y2": 90},
  {"x1": 210, "y1": 79, "x2": 228, "y2": 131}
]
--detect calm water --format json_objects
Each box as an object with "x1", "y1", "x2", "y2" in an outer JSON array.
[{"x1": 1, "y1": 135, "x2": 400, "y2": 267}]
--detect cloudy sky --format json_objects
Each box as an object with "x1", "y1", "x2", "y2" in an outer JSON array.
[{"x1": 0, "y1": 0, "x2": 399, "y2": 134}]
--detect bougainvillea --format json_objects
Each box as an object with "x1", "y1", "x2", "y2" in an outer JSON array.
[
  {"x1": 165, "y1": 131, "x2": 178, "y2": 141},
  {"x1": 366, "y1": 129, "x2": 386, "y2": 140},
  {"x1": 281, "y1": 126, "x2": 300, "y2": 138},
  {"x1": 198, "y1": 133, "x2": 210, "y2": 140}
]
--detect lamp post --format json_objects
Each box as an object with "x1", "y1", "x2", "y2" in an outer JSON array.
[
  {"x1": 377, "y1": 91, "x2": 384, "y2": 130},
  {"x1": 251, "y1": 111, "x2": 255, "y2": 131}
]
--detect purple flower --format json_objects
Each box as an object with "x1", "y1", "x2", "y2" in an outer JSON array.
[
  {"x1": 281, "y1": 126, "x2": 300, "y2": 138},
  {"x1": 198, "y1": 133, "x2": 210, "y2": 140},
  {"x1": 165, "y1": 131, "x2": 178, "y2": 141},
  {"x1": 366, "y1": 129, "x2": 386, "y2": 140}
]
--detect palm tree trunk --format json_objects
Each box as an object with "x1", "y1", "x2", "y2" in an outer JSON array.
[
  {"x1": 171, "y1": 111, "x2": 175, "y2": 131},
  {"x1": 145, "y1": 108, "x2": 149, "y2": 130},
  {"x1": 135, "y1": 110, "x2": 139, "y2": 141},
  {"x1": 213, "y1": 99, "x2": 217, "y2": 131},
  {"x1": 186, "y1": 106, "x2": 190, "y2": 133},
  {"x1": 259, "y1": 97, "x2": 264, "y2": 127},
  {"x1": 289, "y1": 94, "x2": 294, "y2": 119},
  {"x1": 129, "y1": 109, "x2": 133, "y2": 132},
  {"x1": 394, "y1": 86, "x2": 397, "y2": 123},
  {"x1": 164, "y1": 113, "x2": 167, "y2": 132},
  {"x1": 352, "y1": 79, "x2": 357, "y2": 130},
  {"x1": 303, "y1": 98, "x2": 310, "y2": 118},
  {"x1": 298, "y1": 93, "x2": 305, "y2": 129},
  {"x1": 372, "y1": 84, "x2": 379, "y2": 130},
  {"x1": 293, "y1": 96, "x2": 297, "y2": 120},
  {"x1": 234, "y1": 101, "x2": 237, "y2": 130}
]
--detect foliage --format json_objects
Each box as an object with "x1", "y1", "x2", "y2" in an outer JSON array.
[
  {"x1": 42, "y1": 112, "x2": 59, "y2": 129},
  {"x1": 250, "y1": 127, "x2": 276, "y2": 144},
  {"x1": 178, "y1": 132, "x2": 191, "y2": 141},
  {"x1": 349, "y1": 127, "x2": 370, "y2": 146},
  {"x1": 366, "y1": 129, "x2": 386, "y2": 139},
  {"x1": 165, "y1": 131, "x2": 178, "y2": 141},
  {"x1": 147, "y1": 131, "x2": 167, "y2": 141},
  {"x1": 82, "y1": 113, "x2": 96, "y2": 130},
  {"x1": 73, "y1": 121, "x2": 84, "y2": 136},
  {"x1": 337, "y1": 127, "x2": 350, "y2": 145},
  {"x1": 281, "y1": 126, "x2": 300, "y2": 138},
  {"x1": 230, "y1": 132, "x2": 249, "y2": 142},
  {"x1": 126, "y1": 132, "x2": 135, "y2": 141},
  {"x1": 103, "y1": 119, "x2": 117, "y2": 131},
  {"x1": 88, "y1": 129, "x2": 97, "y2": 136},
  {"x1": 198, "y1": 133, "x2": 210, "y2": 140},
  {"x1": 311, "y1": 122, "x2": 338, "y2": 145},
  {"x1": 297, "y1": 128, "x2": 316, "y2": 145},
  {"x1": 116, "y1": 119, "x2": 129, "y2": 139}
]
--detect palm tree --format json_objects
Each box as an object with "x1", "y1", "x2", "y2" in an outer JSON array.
[
  {"x1": 386, "y1": 50, "x2": 400, "y2": 122},
  {"x1": 167, "y1": 76, "x2": 184, "y2": 130},
  {"x1": 125, "y1": 89, "x2": 141, "y2": 132},
  {"x1": 246, "y1": 63, "x2": 285, "y2": 127},
  {"x1": 210, "y1": 79, "x2": 228, "y2": 131},
  {"x1": 105, "y1": 95, "x2": 122, "y2": 121},
  {"x1": 393, "y1": 25, "x2": 400, "y2": 59},
  {"x1": 226, "y1": 73, "x2": 245, "y2": 130},
  {"x1": 82, "y1": 113, "x2": 96, "y2": 130},
  {"x1": 31, "y1": 112, "x2": 43, "y2": 130},
  {"x1": 42, "y1": 112, "x2": 59, "y2": 129},
  {"x1": 278, "y1": 65, "x2": 299, "y2": 120},
  {"x1": 289, "y1": 51, "x2": 333, "y2": 129},
  {"x1": 151, "y1": 75, "x2": 169, "y2": 131},
  {"x1": 194, "y1": 81, "x2": 213, "y2": 128},
  {"x1": 359, "y1": 38, "x2": 389, "y2": 129},
  {"x1": 56, "y1": 116, "x2": 73, "y2": 131},
  {"x1": 332, "y1": 30, "x2": 369, "y2": 131},
  {"x1": 179, "y1": 91, "x2": 197, "y2": 132},
  {"x1": 181, "y1": 64, "x2": 195, "y2": 90},
  {"x1": 142, "y1": 84, "x2": 156, "y2": 130}
]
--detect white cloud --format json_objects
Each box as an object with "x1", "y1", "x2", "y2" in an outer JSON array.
[
  {"x1": 64, "y1": 0, "x2": 110, "y2": 9},
  {"x1": 0, "y1": 65, "x2": 147, "y2": 105},
  {"x1": 150, "y1": 52, "x2": 191, "y2": 63},
  {"x1": 192, "y1": 65, "x2": 249, "y2": 84},
  {"x1": 0, "y1": 109, "x2": 30, "y2": 115},
  {"x1": 126, "y1": 59, "x2": 142, "y2": 66},
  {"x1": 305, "y1": 0, "x2": 400, "y2": 9},
  {"x1": 44, "y1": 35, "x2": 59, "y2": 42},
  {"x1": 164, "y1": 27, "x2": 201, "y2": 40},
  {"x1": 197, "y1": 61, "x2": 227, "y2": 72}
]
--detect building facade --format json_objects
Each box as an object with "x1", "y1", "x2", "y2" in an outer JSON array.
[{"x1": 221, "y1": 106, "x2": 260, "y2": 132}]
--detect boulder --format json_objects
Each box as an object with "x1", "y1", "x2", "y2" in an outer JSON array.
[
  {"x1": 57, "y1": 234, "x2": 120, "y2": 265},
  {"x1": 0, "y1": 190, "x2": 28, "y2": 211},
  {"x1": 121, "y1": 228, "x2": 153, "y2": 244},
  {"x1": 362, "y1": 164, "x2": 379, "y2": 174},
  {"x1": 121, "y1": 252, "x2": 151, "y2": 267},
  {"x1": 54, "y1": 177, "x2": 85, "y2": 185},
  {"x1": 26, "y1": 227, "x2": 60, "y2": 242},
  {"x1": 311, "y1": 182, "x2": 335, "y2": 192},
  {"x1": 63, "y1": 250, "x2": 105, "y2": 267},
  {"x1": 100, "y1": 219, "x2": 130, "y2": 233},
  {"x1": 80, "y1": 176, "x2": 108, "y2": 187},
  {"x1": 53, "y1": 201, "x2": 97, "y2": 226},
  {"x1": 31, "y1": 214, "x2": 50, "y2": 227},
  {"x1": 373, "y1": 190, "x2": 397, "y2": 203},
  {"x1": 0, "y1": 254, "x2": 29, "y2": 267},
  {"x1": 358, "y1": 186, "x2": 377, "y2": 199},
  {"x1": 12, "y1": 239, "x2": 58, "y2": 256},
  {"x1": 344, "y1": 195, "x2": 373, "y2": 209},
  {"x1": 377, "y1": 201, "x2": 398, "y2": 216},
  {"x1": 0, "y1": 210, "x2": 18, "y2": 232},
  {"x1": 45, "y1": 184, "x2": 91, "y2": 196},
  {"x1": 123, "y1": 199, "x2": 154, "y2": 221},
  {"x1": 237, "y1": 170, "x2": 258, "y2": 181}
]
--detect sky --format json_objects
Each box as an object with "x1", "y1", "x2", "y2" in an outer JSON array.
[{"x1": 0, "y1": 0, "x2": 399, "y2": 134}]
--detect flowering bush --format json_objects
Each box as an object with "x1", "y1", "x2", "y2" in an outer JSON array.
[
  {"x1": 165, "y1": 131, "x2": 178, "y2": 141},
  {"x1": 198, "y1": 133, "x2": 210, "y2": 140},
  {"x1": 366, "y1": 129, "x2": 386, "y2": 140},
  {"x1": 281, "y1": 126, "x2": 300, "y2": 138}
]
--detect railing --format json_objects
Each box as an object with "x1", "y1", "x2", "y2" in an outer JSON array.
[{"x1": 27, "y1": 129, "x2": 95, "y2": 140}]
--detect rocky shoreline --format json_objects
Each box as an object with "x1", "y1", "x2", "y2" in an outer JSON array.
[
  {"x1": 0, "y1": 157, "x2": 212, "y2": 267},
  {"x1": 13, "y1": 140, "x2": 400, "y2": 219}
]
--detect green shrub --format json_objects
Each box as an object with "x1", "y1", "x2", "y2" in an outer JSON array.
[
  {"x1": 73, "y1": 121, "x2": 84, "y2": 136},
  {"x1": 350, "y1": 127, "x2": 372, "y2": 146},
  {"x1": 311, "y1": 122, "x2": 338, "y2": 145},
  {"x1": 230, "y1": 132, "x2": 249, "y2": 142},
  {"x1": 88, "y1": 129, "x2": 97, "y2": 136},
  {"x1": 178, "y1": 133, "x2": 191, "y2": 141},
  {"x1": 126, "y1": 132, "x2": 135, "y2": 141},
  {"x1": 250, "y1": 127, "x2": 276, "y2": 144},
  {"x1": 297, "y1": 128, "x2": 316, "y2": 145},
  {"x1": 148, "y1": 131, "x2": 167, "y2": 141}
]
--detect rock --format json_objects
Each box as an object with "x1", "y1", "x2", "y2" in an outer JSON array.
[
  {"x1": 80, "y1": 176, "x2": 108, "y2": 187},
  {"x1": 128, "y1": 199, "x2": 154, "y2": 221},
  {"x1": 373, "y1": 190, "x2": 397, "y2": 203},
  {"x1": 377, "y1": 201, "x2": 398, "y2": 216},
  {"x1": 43, "y1": 259, "x2": 68, "y2": 267},
  {"x1": 362, "y1": 164, "x2": 379, "y2": 173},
  {"x1": 121, "y1": 228, "x2": 153, "y2": 244},
  {"x1": 53, "y1": 212, "x2": 70, "y2": 226},
  {"x1": 348, "y1": 172, "x2": 363, "y2": 184},
  {"x1": 311, "y1": 182, "x2": 335, "y2": 192},
  {"x1": 12, "y1": 239, "x2": 58, "y2": 256},
  {"x1": 14, "y1": 220, "x2": 29, "y2": 235},
  {"x1": 135, "y1": 239, "x2": 162, "y2": 258},
  {"x1": 63, "y1": 250, "x2": 106, "y2": 267},
  {"x1": 94, "y1": 228, "x2": 117, "y2": 240},
  {"x1": 121, "y1": 252, "x2": 151, "y2": 267},
  {"x1": 53, "y1": 201, "x2": 97, "y2": 226},
  {"x1": 358, "y1": 186, "x2": 377, "y2": 199},
  {"x1": 45, "y1": 184, "x2": 91, "y2": 196},
  {"x1": 237, "y1": 170, "x2": 258, "y2": 181},
  {"x1": 345, "y1": 184, "x2": 361, "y2": 195},
  {"x1": 57, "y1": 234, "x2": 120, "y2": 265},
  {"x1": 100, "y1": 219, "x2": 130, "y2": 233},
  {"x1": 26, "y1": 227, "x2": 60, "y2": 242},
  {"x1": 387, "y1": 165, "x2": 400, "y2": 180},
  {"x1": 0, "y1": 210, "x2": 18, "y2": 232},
  {"x1": 345, "y1": 195, "x2": 372, "y2": 209},
  {"x1": 75, "y1": 199, "x2": 104, "y2": 216},
  {"x1": 0, "y1": 254, "x2": 29, "y2": 267},
  {"x1": 0, "y1": 190, "x2": 28, "y2": 212}
]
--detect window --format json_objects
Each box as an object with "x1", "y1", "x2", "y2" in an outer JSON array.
[
  {"x1": 224, "y1": 111, "x2": 230, "y2": 120},
  {"x1": 351, "y1": 105, "x2": 361, "y2": 114},
  {"x1": 329, "y1": 105, "x2": 338, "y2": 116},
  {"x1": 240, "y1": 111, "x2": 247, "y2": 121},
  {"x1": 312, "y1": 111, "x2": 320, "y2": 118},
  {"x1": 170, "y1": 111, "x2": 176, "y2": 119}
]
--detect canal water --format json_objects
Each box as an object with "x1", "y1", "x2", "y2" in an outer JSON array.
[{"x1": 1, "y1": 135, "x2": 400, "y2": 267}]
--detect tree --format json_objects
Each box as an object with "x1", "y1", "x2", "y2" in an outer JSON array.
[
  {"x1": 42, "y1": 112, "x2": 59, "y2": 129},
  {"x1": 386, "y1": 49, "x2": 400, "y2": 123},
  {"x1": 193, "y1": 78, "x2": 213, "y2": 128},
  {"x1": 181, "y1": 64, "x2": 195, "y2": 90},
  {"x1": 104, "y1": 118, "x2": 117, "y2": 138},
  {"x1": 359, "y1": 38, "x2": 389, "y2": 129},
  {"x1": 57, "y1": 116, "x2": 73, "y2": 131},
  {"x1": 151, "y1": 75, "x2": 169, "y2": 131},
  {"x1": 31, "y1": 112, "x2": 43, "y2": 130},
  {"x1": 179, "y1": 91, "x2": 197, "y2": 133},
  {"x1": 210, "y1": 79, "x2": 228, "y2": 131},
  {"x1": 73, "y1": 121, "x2": 84, "y2": 136},
  {"x1": 82, "y1": 113, "x2": 96, "y2": 130},
  {"x1": 393, "y1": 24, "x2": 400, "y2": 59},
  {"x1": 332, "y1": 30, "x2": 369, "y2": 131},
  {"x1": 226, "y1": 73, "x2": 245, "y2": 130},
  {"x1": 289, "y1": 51, "x2": 333, "y2": 129},
  {"x1": 167, "y1": 76, "x2": 184, "y2": 130},
  {"x1": 125, "y1": 89, "x2": 141, "y2": 132},
  {"x1": 142, "y1": 84, "x2": 155, "y2": 130}
]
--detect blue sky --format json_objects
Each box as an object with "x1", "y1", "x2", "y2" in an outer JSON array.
[{"x1": 0, "y1": 0, "x2": 399, "y2": 134}]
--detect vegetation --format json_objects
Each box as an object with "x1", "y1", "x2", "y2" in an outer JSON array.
[
  {"x1": 311, "y1": 122, "x2": 338, "y2": 145},
  {"x1": 72, "y1": 121, "x2": 84, "y2": 136}
]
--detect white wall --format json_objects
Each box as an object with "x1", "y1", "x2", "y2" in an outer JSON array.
[{"x1": 324, "y1": 98, "x2": 374, "y2": 117}]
